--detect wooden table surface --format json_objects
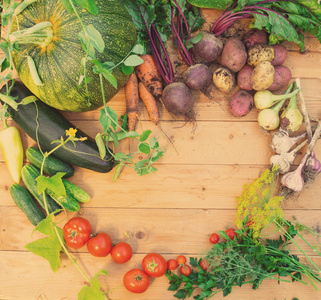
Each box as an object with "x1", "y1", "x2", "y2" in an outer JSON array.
[{"x1": 1, "y1": 8, "x2": 321, "y2": 300}]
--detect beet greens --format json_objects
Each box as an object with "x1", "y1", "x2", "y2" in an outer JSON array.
[{"x1": 210, "y1": 0, "x2": 321, "y2": 52}]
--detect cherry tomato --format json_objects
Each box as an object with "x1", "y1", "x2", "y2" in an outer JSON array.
[
  {"x1": 180, "y1": 264, "x2": 192, "y2": 276},
  {"x1": 123, "y1": 268, "x2": 150, "y2": 294},
  {"x1": 87, "y1": 232, "x2": 112, "y2": 257},
  {"x1": 111, "y1": 242, "x2": 133, "y2": 264},
  {"x1": 142, "y1": 253, "x2": 167, "y2": 278},
  {"x1": 225, "y1": 228, "x2": 237, "y2": 240},
  {"x1": 63, "y1": 217, "x2": 92, "y2": 249},
  {"x1": 167, "y1": 259, "x2": 178, "y2": 270},
  {"x1": 200, "y1": 259, "x2": 209, "y2": 271},
  {"x1": 209, "y1": 233, "x2": 219, "y2": 244},
  {"x1": 176, "y1": 255, "x2": 187, "y2": 265}
]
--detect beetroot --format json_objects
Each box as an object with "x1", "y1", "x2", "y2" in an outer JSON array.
[
  {"x1": 229, "y1": 90, "x2": 254, "y2": 117},
  {"x1": 184, "y1": 64, "x2": 212, "y2": 91},
  {"x1": 162, "y1": 82, "x2": 194, "y2": 118},
  {"x1": 193, "y1": 32, "x2": 223, "y2": 63}
]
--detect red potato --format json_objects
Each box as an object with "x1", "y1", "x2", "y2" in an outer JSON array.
[
  {"x1": 221, "y1": 38, "x2": 247, "y2": 73},
  {"x1": 193, "y1": 32, "x2": 223, "y2": 63},
  {"x1": 268, "y1": 65, "x2": 292, "y2": 91},
  {"x1": 229, "y1": 90, "x2": 254, "y2": 117},
  {"x1": 237, "y1": 64, "x2": 254, "y2": 91},
  {"x1": 271, "y1": 44, "x2": 288, "y2": 66},
  {"x1": 242, "y1": 28, "x2": 268, "y2": 49}
]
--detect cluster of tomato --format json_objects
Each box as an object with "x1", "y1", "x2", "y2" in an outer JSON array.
[
  {"x1": 63, "y1": 217, "x2": 132, "y2": 263},
  {"x1": 63, "y1": 217, "x2": 239, "y2": 294}
]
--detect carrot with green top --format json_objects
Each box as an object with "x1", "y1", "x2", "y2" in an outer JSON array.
[
  {"x1": 124, "y1": 73, "x2": 139, "y2": 132},
  {"x1": 135, "y1": 54, "x2": 163, "y2": 102},
  {"x1": 139, "y1": 82, "x2": 159, "y2": 124}
]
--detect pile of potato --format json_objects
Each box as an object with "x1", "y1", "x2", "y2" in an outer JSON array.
[{"x1": 211, "y1": 29, "x2": 291, "y2": 117}]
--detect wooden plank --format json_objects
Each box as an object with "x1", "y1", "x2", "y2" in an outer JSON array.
[
  {"x1": 1, "y1": 207, "x2": 321, "y2": 254},
  {"x1": 2, "y1": 162, "x2": 321, "y2": 210},
  {"x1": 1, "y1": 251, "x2": 321, "y2": 300}
]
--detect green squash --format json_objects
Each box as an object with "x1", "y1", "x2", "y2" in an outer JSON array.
[{"x1": 11, "y1": 0, "x2": 137, "y2": 112}]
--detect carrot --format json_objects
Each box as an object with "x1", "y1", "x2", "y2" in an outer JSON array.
[
  {"x1": 139, "y1": 82, "x2": 159, "y2": 124},
  {"x1": 124, "y1": 73, "x2": 139, "y2": 132},
  {"x1": 135, "y1": 54, "x2": 163, "y2": 102}
]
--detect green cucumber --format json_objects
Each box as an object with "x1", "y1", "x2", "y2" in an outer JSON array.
[
  {"x1": 26, "y1": 147, "x2": 75, "y2": 178},
  {"x1": 1, "y1": 81, "x2": 114, "y2": 173},
  {"x1": 62, "y1": 179, "x2": 90, "y2": 203},
  {"x1": 46, "y1": 189, "x2": 80, "y2": 212},
  {"x1": 21, "y1": 164, "x2": 61, "y2": 214},
  {"x1": 10, "y1": 183, "x2": 46, "y2": 226}
]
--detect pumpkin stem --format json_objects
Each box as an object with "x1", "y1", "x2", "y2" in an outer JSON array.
[{"x1": 9, "y1": 21, "x2": 54, "y2": 48}]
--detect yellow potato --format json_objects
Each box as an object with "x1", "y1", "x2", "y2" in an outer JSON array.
[
  {"x1": 213, "y1": 67, "x2": 236, "y2": 93},
  {"x1": 247, "y1": 44, "x2": 275, "y2": 67},
  {"x1": 251, "y1": 61, "x2": 275, "y2": 91}
]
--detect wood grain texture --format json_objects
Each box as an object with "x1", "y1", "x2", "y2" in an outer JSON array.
[{"x1": 1, "y1": 7, "x2": 321, "y2": 300}]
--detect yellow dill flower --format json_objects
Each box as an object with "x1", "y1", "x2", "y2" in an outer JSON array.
[
  {"x1": 235, "y1": 166, "x2": 284, "y2": 240},
  {"x1": 66, "y1": 128, "x2": 77, "y2": 137}
]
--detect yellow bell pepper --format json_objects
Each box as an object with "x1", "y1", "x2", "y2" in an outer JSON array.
[{"x1": 0, "y1": 126, "x2": 24, "y2": 183}]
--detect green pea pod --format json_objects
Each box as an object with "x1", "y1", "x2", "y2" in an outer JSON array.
[{"x1": 0, "y1": 126, "x2": 24, "y2": 183}]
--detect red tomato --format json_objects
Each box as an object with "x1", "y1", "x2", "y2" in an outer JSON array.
[
  {"x1": 180, "y1": 264, "x2": 192, "y2": 276},
  {"x1": 209, "y1": 233, "x2": 219, "y2": 244},
  {"x1": 200, "y1": 259, "x2": 209, "y2": 271},
  {"x1": 123, "y1": 268, "x2": 150, "y2": 294},
  {"x1": 111, "y1": 242, "x2": 133, "y2": 264},
  {"x1": 142, "y1": 253, "x2": 167, "y2": 278},
  {"x1": 63, "y1": 217, "x2": 92, "y2": 249},
  {"x1": 176, "y1": 255, "x2": 187, "y2": 265},
  {"x1": 225, "y1": 228, "x2": 237, "y2": 240},
  {"x1": 87, "y1": 232, "x2": 112, "y2": 257},
  {"x1": 167, "y1": 259, "x2": 178, "y2": 270}
]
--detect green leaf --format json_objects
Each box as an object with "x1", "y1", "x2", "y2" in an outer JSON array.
[
  {"x1": 140, "y1": 129, "x2": 152, "y2": 142},
  {"x1": 59, "y1": 0, "x2": 73, "y2": 13},
  {"x1": 84, "y1": 24, "x2": 105, "y2": 53},
  {"x1": 138, "y1": 142, "x2": 150, "y2": 154},
  {"x1": 106, "y1": 106, "x2": 118, "y2": 131},
  {"x1": 132, "y1": 44, "x2": 145, "y2": 55},
  {"x1": 74, "y1": 0, "x2": 99, "y2": 15},
  {"x1": 99, "y1": 108, "x2": 111, "y2": 133},
  {"x1": 123, "y1": 54, "x2": 144, "y2": 66},
  {"x1": 102, "y1": 69, "x2": 117, "y2": 89},
  {"x1": 78, "y1": 269, "x2": 108, "y2": 300},
  {"x1": 121, "y1": 64, "x2": 134, "y2": 75},
  {"x1": 36, "y1": 173, "x2": 66, "y2": 197},
  {"x1": 20, "y1": 96, "x2": 37, "y2": 105},
  {"x1": 187, "y1": 0, "x2": 232, "y2": 9}
]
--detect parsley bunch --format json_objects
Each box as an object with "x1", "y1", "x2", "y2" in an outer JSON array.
[{"x1": 166, "y1": 223, "x2": 321, "y2": 299}]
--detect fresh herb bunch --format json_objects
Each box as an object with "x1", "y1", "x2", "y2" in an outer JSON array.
[
  {"x1": 209, "y1": 0, "x2": 321, "y2": 52},
  {"x1": 166, "y1": 222, "x2": 321, "y2": 299}
]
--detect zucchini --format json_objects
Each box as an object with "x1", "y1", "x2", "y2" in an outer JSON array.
[
  {"x1": 46, "y1": 189, "x2": 80, "y2": 212},
  {"x1": 10, "y1": 183, "x2": 46, "y2": 226},
  {"x1": 21, "y1": 164, "x2": 61, "y2": 214},
  {"x1": 62, "y1": 179, "x2": 90, "y2": 203},
  {"x1": 1, "y1": 81, "x2": 114, "y2": 173},
  {"x1": 26, "y1": 147, "x2": 75, "y2": 178}
]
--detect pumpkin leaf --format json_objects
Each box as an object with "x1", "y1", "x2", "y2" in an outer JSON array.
[
  {"x1": 74, "y1": 0, "x2": 99, "y2": 15},
  {"x1": 123, "y1": 54, "x2": 144, "y2": 67}
]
